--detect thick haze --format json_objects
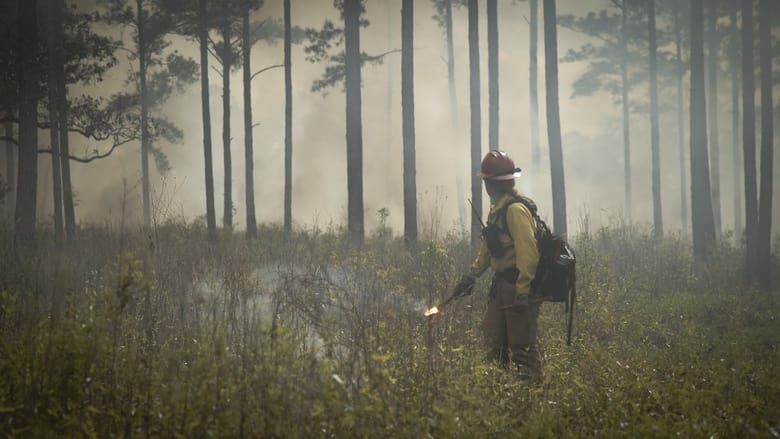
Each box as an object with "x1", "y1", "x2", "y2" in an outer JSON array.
[{"x1": 29, "y1": 0, "x2": 780, "y2": 238}]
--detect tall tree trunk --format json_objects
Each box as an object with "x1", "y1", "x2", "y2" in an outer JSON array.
[
  {"x1": 620, "y1": 0, "x2": 632, "y2": 218},
  {"x1": 741, "y1": 0, "x2": 758, "y2": 281},
  {"x1": 47, "y1": 0, "x2": 63, "y2": 243},
  {"x1": 344, "y1": 0, "x2": 364, "y2": 242},
  {"x1": 730, "y1": 0, "x2": 742, "y2": 238},
  {"x1": 3, "y1": 120, "x2": 13, "y2": 222},
  {"x1": 529, "y1": 0, "x2": 541, "y2": 169},
  {"x1": 445, "y1": 0, "x2": 466, "y2": 230},
  {"x1": 200, "y1": 0, "x2": 217, "y2": 243},
  {"x1": 243, "y1": 7, "x2": 256, "y2": 239},
  {"x1": 648, "y1": 0, "x2": 662, "y2": 239},
  {"x1": 384, "y1": 0, "x2": 393, "y2": 168},
  {"x1": 757, "y1": 0, "x2": 773, "y2": 290},
  {"x1": 283, "y1": 0, "x2": 293, "y2": 235},
  {"x1": 402, "y1": 0, "x2": 417, "y2": 244},
  {"x1": 468, "y1": 0, "x2": 482, "y2": 246},
  {"x1": 707, "y1": 2, "x2": 722, "y2": 235},
  {"x1": 690, "y1": 0, "x2": 716, "y2": 262},
  {"x1": 222, "y1": 26, "x2": 233, "y2": 231},
  {"x1": 14, "y1": 0, "x2": 39, "y2": 246},
  {"x1": 674, "y1": 0, "x2": 689, "y2": 233},
  {"x1": 487, "y1": 0, "x2": 498, "y2": 149},
  {"x1": 543, "y1": 0, "x2": 567, "y2": 237},
  {"x1": 55, "y1": 0, "x2": 74, "y2": 240},
  {"x1": 137, "y1": 0, "x2": 152, "y2": 229}
]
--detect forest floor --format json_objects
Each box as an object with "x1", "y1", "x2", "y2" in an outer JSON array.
[{"x1": 0, "y1": 221, "x2": 778, "y2": 438}]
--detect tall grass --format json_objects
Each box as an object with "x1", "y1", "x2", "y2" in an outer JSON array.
[{"x1": 0, "y1": 219, "x2": 778, "y2": 437}]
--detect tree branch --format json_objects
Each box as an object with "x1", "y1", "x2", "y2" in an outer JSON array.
[
  {"x1": 557, "y1": 21, "x2": 613, "y2": 44},
  {"x1": 207, "y1": 45, "x2": 221, "y2": 64},
  {"x1": 366, "y1": 48, "x2": 401, "y2": 61},
  {"x1": 37, "y1": 122, "x2": 112, "y2": 141},
  {"x1": 38, "y1": 137, "x2": 134, "y2": 163},
  {"x1": 115, "y1": 45, "x2": 139, "y2": 58},
  {"x1": 251, "y1": 64, "x2": 284, "y2": 80},
  {"x1": 0, "y1": 136, "x2": 18, "y2": 146}
]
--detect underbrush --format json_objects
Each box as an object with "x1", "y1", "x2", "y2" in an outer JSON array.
[{"x1": 0, "y1": 221, "x2": 778, "y2": 438}]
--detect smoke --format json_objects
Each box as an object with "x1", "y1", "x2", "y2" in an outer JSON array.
[{"x1": 27, "y1": 0, "x2": 773, "y2": 238}]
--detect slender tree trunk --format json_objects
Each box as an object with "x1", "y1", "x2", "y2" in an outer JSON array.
[
  {"x1": 707, "y1": 2, "x2": 722, "y2": 235},
  {"x1": 344, "y1": 0, "x2": 364, "y2": 242},
  {"x1": 620, "y1": 0, "x2": 632, "y2": 218},
  {"x1": 468, "y1": 0, "x2": 482, "y2": 246},
  {"x1": 402, "y1": 0, "x2": 417, "y2": 244},
  {"x1": 1, "y1": 2, "x2": 16, "y2": 224},
  {"x1": 690, "y1": 0, "x2": 716, "y2": 262},
  {"x1": 3, "y1": 120, "x2": 13, "y2": 222},
  {"x1": 222, "y1": 26, "x2": 233, "y2": 231},
  {"x1": 200, "y1": 0, "x2": 217, "y2": 243},
  {"x1": 243, "y1": 7, "x2": 256, "y2": 240},
  {"x1": 445, "y1": 0, "x2": 466, "y2": 230},
  {"x1": 385, "y1": 0, "x2": 392, "y2": 162},
  {"x1": 14, "y1": 0, "x2": 39, "y2": 246},
  {"x1": 0, "y1": 1, "x2": 14, "y2": 223},
  {"x1": 730, "y1": 0, "x2": 742, "y2": 238},
  {"x1": 47, "y1": 0, "x2": 63, "y2": 243},
  {"x1": 284, "y1": 0, "x2": 293, "y2": 235},
  {"x1": 487, "y1": 0, "x2": 498, "y2": 149},
  {"x1": 648, "y1": 0, "x2": 662, "y2": 239},
  {"x1": 757, "y1": 0, "x2": 773, "y2": 289},
  {"x1": 58, "y1": 107, "x2": 74, "y2": 240},
  {"x1": 529, "y1": 0, "x2": 541, "y2": 170},
  {"x1": 137, "y1": 0, "x2": 152, "y2": 229},
  {"x1": 543, "y1": 0, "x2": 567, "y2": 237},
  {"x1": 741, "y1": 0, "x2": 758, "y2": 281},
  {"x1": 674, "y1": 0, "x2": 689, "y2": 233},
  {"x1": 56, "y1": 0, "x2": 75, "y2": 240}
]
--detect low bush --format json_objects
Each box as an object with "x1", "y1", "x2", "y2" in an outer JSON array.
[{"x1": 0, "y1": 222, "x2": 777, "y2": 437}]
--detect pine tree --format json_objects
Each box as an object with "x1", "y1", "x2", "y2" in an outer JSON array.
[
  {"x1": 544, "y1": 0, "x2": 568, "y2": 236},
  {"x1": 690, "y1": 0, "x2": 717, "y2": 261}
]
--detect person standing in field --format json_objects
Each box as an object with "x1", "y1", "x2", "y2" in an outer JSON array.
[{"x1": 453, "y1": 150, "x2": 544, "y2": 380}]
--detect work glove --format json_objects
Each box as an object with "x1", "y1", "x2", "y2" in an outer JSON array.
[{"x1": 452, "y1": 274, "x2": 476, "y2": 297}]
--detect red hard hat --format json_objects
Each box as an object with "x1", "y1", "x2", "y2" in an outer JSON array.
[{"x1": 476, "y1": 150, "x2": 522, "y2": 180}]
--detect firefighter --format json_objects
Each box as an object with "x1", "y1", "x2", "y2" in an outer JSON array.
[{"x1": 453, "y1": 150, "x2": 543, "y2": 380}]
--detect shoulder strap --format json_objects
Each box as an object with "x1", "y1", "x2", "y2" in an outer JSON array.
[
  {"x1": 510, "y1": 195, "x2": 539, "y2": 220},
  {"x1": 500, "y1": 196, "x2": 550, "y2": 244}
]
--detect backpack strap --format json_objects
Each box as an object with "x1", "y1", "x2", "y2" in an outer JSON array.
[{"x1": 498, "y1": 196, "x2": 548, "y2": 244}]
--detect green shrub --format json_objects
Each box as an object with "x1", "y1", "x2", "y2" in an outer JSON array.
[{"x1": 0, "y1": 223, "x2": 777, "y2": 437}]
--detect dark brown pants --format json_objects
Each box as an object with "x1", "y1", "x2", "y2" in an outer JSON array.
[{"x1": 481, "y1": 275, "x2": 543, "y2": 379}]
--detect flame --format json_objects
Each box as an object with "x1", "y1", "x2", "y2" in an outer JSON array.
[{"x1": 424, "y1": 306, "x2": 440, "y2": 317}]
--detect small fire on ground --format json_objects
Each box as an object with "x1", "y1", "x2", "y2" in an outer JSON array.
[{"x1": 424, "y1": 306, "x2": 440, "y2": 317}]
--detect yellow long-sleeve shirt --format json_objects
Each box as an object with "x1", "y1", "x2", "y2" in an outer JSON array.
[{"x1": 468, "y1": 192, "x2": 540, "y2": 296}]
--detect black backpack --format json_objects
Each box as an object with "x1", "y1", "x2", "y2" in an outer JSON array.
[{"x1": 496, "y1": 196, "x2": 577, "y2": 346}]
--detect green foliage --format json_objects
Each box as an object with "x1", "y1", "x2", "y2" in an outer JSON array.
[
  {"x1": 95, "y1": 0, "x2": 197, "y2": 171},
  {"x1": 559, "y1": 1, "x2": 680, "y2": 108},
  {"x1": 0, "y1": 223, "x2": 778, "y2": 437},
  {"x1": 304, "y1": 1, "x2": 396, "y2": 94},
  {"x1": 431, "y1": 0, "x2": 467, "y2": 31}
]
